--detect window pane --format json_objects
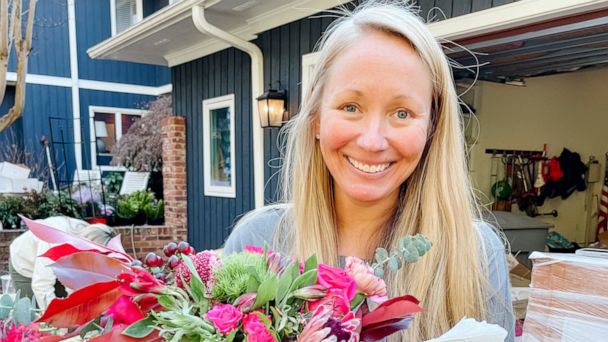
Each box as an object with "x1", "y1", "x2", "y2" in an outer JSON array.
[
  {"x1": 116, "y1": 0, "x2": 137, "y2": 33},
  {"x1": 94, "y1": 113, "x2": 116, "y2": 166},
  {"x1": 209, "y1": 107, "x2": 231, "y2": 187},
  {"x1": 121, "y1": 114, "x2": 140, "y2": 135}
]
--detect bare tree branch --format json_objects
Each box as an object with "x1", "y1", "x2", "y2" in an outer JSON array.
[{"x1": 0, "y1": 0, "x2": 37, "y2": 133}]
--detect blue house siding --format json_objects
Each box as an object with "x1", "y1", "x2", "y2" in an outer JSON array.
[
  {"x1": 0, "y1": 87, "x2": 21, "y2": 149},
  {"x1": 75, "y1": 0, "x2": 170, "y2": 86},
  {"x1": 173, "y1": 48, "x2": 254, "y2": 250},
  {"x1": 78, "y1": 89, "x2": 158, "y2": 170},
  {"x1": 6, "y1": 0, "x2": 70, "y2": 77}
]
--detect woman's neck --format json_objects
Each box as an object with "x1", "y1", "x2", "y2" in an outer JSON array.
[{"x1": 334, "y1": 189, "x2": 398, "y2": 259}]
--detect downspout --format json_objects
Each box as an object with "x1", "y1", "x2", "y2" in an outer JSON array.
[{"x1": 191, "y1": 3, "x2": 265, "y2": 209}]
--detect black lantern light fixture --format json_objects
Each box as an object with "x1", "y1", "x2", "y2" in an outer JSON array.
[{"x1": 257, "y1": 83, "x2": 287, "y2": 128}]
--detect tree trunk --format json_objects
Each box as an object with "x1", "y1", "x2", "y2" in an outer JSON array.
[{"x1": 0, "y1": 0, "x2": 37, "y2": 133}]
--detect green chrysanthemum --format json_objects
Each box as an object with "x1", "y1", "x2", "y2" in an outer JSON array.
[{"x1": 211, "y1": 252, "x2": 270, "y2": 302}]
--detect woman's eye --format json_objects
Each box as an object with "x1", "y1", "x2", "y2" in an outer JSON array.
[
  {"x1": 342, "y1": 104, "x2": 358, "y2": 113},
  {"x1": 394, "y1": 109, "x2": 409, "y2": 119}
]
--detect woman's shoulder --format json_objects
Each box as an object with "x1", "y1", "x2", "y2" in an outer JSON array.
[
  {"x1": 222, "y1": 204, "x2": 288, "y2": 255},
  {"x1": 474, "y1": 220, "x2": 508, "y2": 260}
]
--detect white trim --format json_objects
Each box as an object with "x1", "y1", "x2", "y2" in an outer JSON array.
[
  {"x1": 4, "y1": 71, "x2": 172, "y2": 96},
  {"x1": 301, "y1": 52, "x2": 319, "y2": 102},
  {"x1": 78, "y1": 79, "x2": 172, "y2": 96},
  {"x1": 68, "y1": 0, "x2": 83, "y2": 170},
  {"x1": 427, "y1": 0, "x2": 608, "y2": 40},
  {"x1": 202, "y1": 94, "x2": 236, "y2": 198},
  {"x1": 89, "y1": 106, "x2": 147, "y2": 171}
]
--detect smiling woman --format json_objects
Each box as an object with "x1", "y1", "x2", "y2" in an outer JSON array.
[{"x1": 223, "y1": 1, "x2": 514, "y2": 341}]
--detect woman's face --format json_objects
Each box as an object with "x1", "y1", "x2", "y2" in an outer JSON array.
[{"x1": 317, "y1": 30, "x2": 433, "y2": 206}]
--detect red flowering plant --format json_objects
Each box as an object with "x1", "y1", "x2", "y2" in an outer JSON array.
[{"x1": 19, "y1": 215, "x2": 433, "y2": 341}]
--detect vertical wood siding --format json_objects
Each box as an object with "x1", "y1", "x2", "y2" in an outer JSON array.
[{"x1": 75, "y1": 0, "x2": 170, "y2": 86}]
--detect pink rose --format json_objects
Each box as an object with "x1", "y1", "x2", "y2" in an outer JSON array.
[
  {"x1": 345, "y1": 257, "x2": 388, "y2": 304},
  {"x1": 205, "y1": 304, "x2": 243, "y2": 334},
  {"x1": 317, "y1": 264, "x2": 357, "y2": 300},
  {"x1": 243, "y1": 313, "x2": 274, "y2": 342},
  {"x1": 308, "y1": 288, "x2": 351, "y2": 317}
]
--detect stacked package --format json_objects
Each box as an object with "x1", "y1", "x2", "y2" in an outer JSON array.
[
  {"x1": 523, "y1": 251, "x2": 608, "y2": 341},
  {"x1": 0, "y1": 162, "x2": 43, "y2": 193}
]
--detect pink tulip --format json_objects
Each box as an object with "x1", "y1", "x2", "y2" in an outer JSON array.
[{"x1": 317, "y1": 264, "x2": 357, "y2": 300}]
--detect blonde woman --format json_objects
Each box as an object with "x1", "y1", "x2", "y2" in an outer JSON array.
[{"x1": 224, "y1": 2, "x2": 514, "y2": 341}]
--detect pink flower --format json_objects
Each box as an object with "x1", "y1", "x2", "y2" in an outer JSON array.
[
  {"x1": 344, "y1": 257, "x2": 388, "y2": 304},
  {"x1": 233, "y1": 293, "x2": 257, "y2": 312},
  {"x1": 308, "y1": 288, "x2": 351, "y2": 317},
  {"x1": 243, "y1": 313, "x2": 275, "y2": 342},
  {"x1": 317, "y1": 264, "x2": 357, "y2": 301},
  {"x1": 106, "y1": 295, "x2": 145, "y2": 325},
  {"x1": 299, "y1": 305, "x2": 360, "y2": 342},
  {"x1": 205, "y1": 304, "x2": 243, "y2": 335},
  {"x1": 244, "y1": 245, "x2": 265, "y2": 254},
  {"x1": 175, "y1": 250, "x2": 220, "y2": 296}
]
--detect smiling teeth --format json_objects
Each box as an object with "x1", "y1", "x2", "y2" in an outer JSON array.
[{"x1": 347, "y1": 157, "x2": 390, "y2": 173}]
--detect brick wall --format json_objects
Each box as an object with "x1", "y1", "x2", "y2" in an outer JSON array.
[{"x1": 0, "y1": 230, "x2": 25, "y2": 274}]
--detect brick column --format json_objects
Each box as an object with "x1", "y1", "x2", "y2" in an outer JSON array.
[{"x1": 161, "y1": 116, "x2": 187, "y2": 242}]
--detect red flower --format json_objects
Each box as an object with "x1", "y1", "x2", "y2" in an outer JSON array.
[
  {"x1": 2, "y1": 323, "x2": 52, "y2": 342},
  {"x1": 105, "y1": 295, "x2": 145, "y2": 325},
  {"x1": 174, "y1": 251, "x2": 220, "y2": 296},
  {"x1": 117, "y1": 267, "x2": 165, "y2": 296},
  {"x1": 308, "y1": 288, "x2": 351, "y2": 318},
  {"x1": 317, "y1": 264, "x2": 357, "y2": 301}
]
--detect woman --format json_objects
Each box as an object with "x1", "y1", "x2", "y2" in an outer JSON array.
[
  {"x1": 224, "y1": 2, "x2": 514, "y2": 341},
  {"x1": 9, "y1": 216, "x2": 116, "y2": 309}
]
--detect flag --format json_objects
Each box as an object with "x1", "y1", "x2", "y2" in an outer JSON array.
[{"x1": 597, "y1": 164, "x2": 608, "y2": 240}]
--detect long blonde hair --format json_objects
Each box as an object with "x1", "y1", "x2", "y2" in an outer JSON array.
[{"x1": 273, "y1": 2, "x2": 488, "y2": 340}]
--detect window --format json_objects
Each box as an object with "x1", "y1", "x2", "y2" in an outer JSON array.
[
  {"x1": 203, "y1": 95, "x2": 236, "y2": 198},
  {"x1": 89, "y1": 106, "x2": 146, "y2": 170},
  {"x1": 111, "y1": 0, "x2": 143, "y2": 35}
]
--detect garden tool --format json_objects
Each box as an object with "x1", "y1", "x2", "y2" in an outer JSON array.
[{"x1": 40, "y1": 136, "x2": 58, "y2": 193}]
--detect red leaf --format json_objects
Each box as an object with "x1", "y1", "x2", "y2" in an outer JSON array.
[
  {"x1": 20, "y1": 215, "x2": 133, "y2": 262},
  {"x1": 90, "y1": 324, "x2": 163, "y2": 342},
  {"x1": 51, "y1": 252, "x2": 130, "y2": 290},
  {"x1": 41, "y1": 244, "x2": 97, "y2": 261},
  {"x1": 360, "y1": 295, "x2": 423, "y2": 341},
  {"x1": 37, "y1": 281, "x2": 122, "y2": 328}
]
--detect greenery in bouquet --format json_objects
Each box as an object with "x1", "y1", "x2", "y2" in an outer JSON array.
[
  {"x1": 20, "y1": 216, "x2": 432, "y2": 341},
  {"x1": 0, "y1": 290, "x2": 55, "y2": 341}
]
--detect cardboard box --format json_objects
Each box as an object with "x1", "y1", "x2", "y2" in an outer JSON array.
[{"x1": 523, "y1": 252, "x2": 608, "y2": 341}]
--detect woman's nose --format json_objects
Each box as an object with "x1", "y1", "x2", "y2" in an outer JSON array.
[{"x1": 356, "y1": 117, "x2": 389, "y2": 152}]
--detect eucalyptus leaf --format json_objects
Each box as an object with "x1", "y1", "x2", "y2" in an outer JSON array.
[
  {"x1": 252, "y1": 275, "x2": 278, "y2": 310},
  {"x1": 123, "y1": 315, "x2": 156, "y2": 338},
  {"x1": 374, "y1": 267, "x2": 384, "y2": 278},
  {"x1": 375, "y1": 248, "x2": 389, "y2": 264},
  {"x1": 388, "y1": 256, "x2": 399, "y2": 273}
]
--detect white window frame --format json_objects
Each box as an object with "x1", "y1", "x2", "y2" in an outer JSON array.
[
  {"x1": 110, "y1": 0, "x2": 144, "y2": 36},
  {"x1": 89, "y1": 106, "x2": 147, "y2": 171},
  {"x1": 301, "y1": 52, "x2": 320, "y2": 102},
  {"x1": 203, "y1": 94, "x2": 236, "y2": 198}
]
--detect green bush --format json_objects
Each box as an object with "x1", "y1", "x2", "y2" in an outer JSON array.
[
  {"x1": 0, "y1": 195, "x2": 24, "y2": 229},
  {"x1": 144, "y1": 199, "x2": 164, "y2": 220}
]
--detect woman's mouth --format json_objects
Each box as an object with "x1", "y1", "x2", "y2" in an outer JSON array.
[{"x1": 346, "y1": 156, "x2": 392, "y2": 174}]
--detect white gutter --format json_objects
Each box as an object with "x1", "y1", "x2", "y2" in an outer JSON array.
[{"x1": 191, "y1": 3, "x2": 265, "y2": 209}]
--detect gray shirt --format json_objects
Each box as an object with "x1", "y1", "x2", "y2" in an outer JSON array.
[{"x1": 223, "y1": 207, "x2": 515, "y2": 341}]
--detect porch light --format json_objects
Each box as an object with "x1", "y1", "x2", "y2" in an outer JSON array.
[{"x1": 257, "y1": 85, "x2": 287, "y2": 128}]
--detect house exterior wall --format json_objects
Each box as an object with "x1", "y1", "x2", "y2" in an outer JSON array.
[{"x1": 1, "y1": 0, "x2": 170, "y2": 180}]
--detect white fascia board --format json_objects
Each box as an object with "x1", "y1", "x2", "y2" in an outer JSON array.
[
  {"x1": 428, "y1": 0, "x2": 608, "y2": 40},
  {"x1": 5, "y1": 71, "x2": 171, "y2": 96}
]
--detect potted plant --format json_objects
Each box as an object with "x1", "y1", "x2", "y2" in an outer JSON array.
[
  {"x1": 0, "y1": 195, "x2": 24, "y2": 229},
  {"x1": 144, "y1": 199, "x2": 164, "y2": 225}
]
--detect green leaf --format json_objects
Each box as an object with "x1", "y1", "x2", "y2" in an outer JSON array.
[
  {"x1": 225, "y1": 329, "x2": 237, "y2": 342},
  {"x1": 289, "y1": 269, "x2": 317, "y2": 292},
  {"x1": 350, "y1": 293, "x2": 366, "y2": 311},
  {"x1": 247, "y1": 275, "x2": 261, "y2": 293},
  {"x1": 0, "y1": 294, "x2": 14, "y2": 319},
  {"x1": 375, "y1": 248, "x2": 389, "y2": 264},
  {"x1": 188, "y1": 273, "x2": 206, "y2": 305},
  {"x1": 158, "y1": 294, "x2": 178, "y2": 310},
  {"x1": 252, "y1": 275, "x2": 278, "y2": 310},
  {"x1": 123, "y1": 315, "x2": 157, "y2": 338},
  {"x1": 402, "y1": 244, "x2": 419, "y2": 263},
  {"x1": 275, "y1": 271, "x2": 293, "y2": 304},
  {"x1": 103, "y1": 316, "x2": 114, "y2": 334},
  {"x1": 79, "y1": 317, "x2": 102, "y2": 339},
  {"x1": 304, "y1": 254, "x2": 317, "y2": 273}
]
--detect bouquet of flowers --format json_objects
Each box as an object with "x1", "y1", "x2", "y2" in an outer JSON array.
[{"x1": 21, "y1": 215, "x2": 434, "y2": 341}]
